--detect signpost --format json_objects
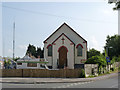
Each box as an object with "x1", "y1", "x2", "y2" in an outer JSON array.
[
  {"x1": 106, "y1": 57, "x2": 110, "y2": 62},
  {"x1": 106, "y1": 57, "x2": 110, "y2": 72}
]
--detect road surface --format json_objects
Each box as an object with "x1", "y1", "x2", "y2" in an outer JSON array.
[{"x1": 1, "y1": 75, "x2": 119, "y2": 88}]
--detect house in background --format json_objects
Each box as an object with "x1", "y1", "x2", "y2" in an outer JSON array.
[
  {"x1": 44, "y1": 23, "x2": 87, "y2": 69},
  {"x1": 0, "y1": 56, "x2": 4, "y2": 69},
  {"x1": 16, "y1": 55, "x2": 48, "y2": 69},
  {"x1": 1, "y1": 57, "x2": 16, "y2": 69},
  {"x1": 0, "y1": 62, "x2": 4, "y2": 69}
]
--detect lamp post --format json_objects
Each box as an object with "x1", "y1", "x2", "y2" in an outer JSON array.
[
  {"x1": 106, "y1": 46, "x2": 113, "y2": 57},
  {"x1": 106, "y1": 46, "x2": 113, "y2": 72}
]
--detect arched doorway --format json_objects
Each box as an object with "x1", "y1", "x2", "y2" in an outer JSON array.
[{"x1": 58, "y1": 46, "x2": 68, "y2": 69}]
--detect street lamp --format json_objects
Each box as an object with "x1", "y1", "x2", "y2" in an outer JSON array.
[
  {"x1": 106, "y1": 46, "x2": 113, "y2": 57},
  {"x1": 106, "y1": 46, "x2": 113, "y2": 72}
]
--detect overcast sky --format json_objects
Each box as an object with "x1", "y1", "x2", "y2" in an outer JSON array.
[{"x1": 1, "y1": 1, "x2": 118, "y2": 58}]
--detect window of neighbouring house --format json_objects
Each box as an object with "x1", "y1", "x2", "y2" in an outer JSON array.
[
  {"x1": 77, "y1": 44, "x2": 83, "y2": 56},
  {"x1": 48, "y1": 45, "x2": 52, "y2": 56},
  {"x1": 27, "y1": 63, "x2": 37, "y2": 67},
  {"x1": 17, "y1": 63, "x2": 22, "y2": 65}
]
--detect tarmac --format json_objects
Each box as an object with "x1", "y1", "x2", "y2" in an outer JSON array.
[{"x1": 0, "y1": 72, "x2": 118, "y2": 84}]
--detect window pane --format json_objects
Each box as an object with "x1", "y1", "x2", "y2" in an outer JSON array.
[
  {"x1": 17, "y1": 63, "x2": 22, "y2": 65},
  {"x1": 48, "y1": 46, "x2": 52, "y2": 56},
  {"x1": 27, "y1": 63, "x2": 37, "y2": 67},
  {"x1": 77, "y1": 45, "x2": 82, "y2": 56}
]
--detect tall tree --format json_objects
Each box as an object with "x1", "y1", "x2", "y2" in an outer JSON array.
[
  {"x1": 41, "y1": 48, "x2": 44, "y2": 58},
  {"x1": 36, "y1": 47, "x2": 42, "y2": 58},
  {"x1": 26, "y1": 44, "x2": 36, "y2": 57},
  {"x1": 26, "y1": 44, "x2": 44, "y2": 58},
  {"x1": 104, "y1": 35, "x2": 120, "y2": 59},
  {"x1": 87, "y1": 48, "x2": 100, "y2": 59},
  {"x1": 85, "y1": 54, "x2": 106, "y2": 67}
]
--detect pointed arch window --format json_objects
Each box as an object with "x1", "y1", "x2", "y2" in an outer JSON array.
[
  {"x1": 76, "y1": 44, "x2": 83, "y2": 56},
  {"x1": 47, "y1": 44, "x2": 52, "y2": 56}
]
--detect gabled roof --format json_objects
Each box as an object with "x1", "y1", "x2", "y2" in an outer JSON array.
[
  {"x1": 52, "y1": 33, "x2": 75, "y2": 45},
  {"x1": 43, "y1": 22, "x2": 87, "y2": 43}
]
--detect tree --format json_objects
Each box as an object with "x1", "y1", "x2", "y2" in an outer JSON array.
[
  {"x1": 108, "y1": 0, "x2": 120, "y2": 10},
  {"x1": 113, "y1": 1, "x2": 120, "y2": 10},
  {"x1": 36, "y1": 47, "x2": 42, "y2": 58},
  {"x1": 26, "y1": 44, "x2": 36, "y2": 57},
  {"x1": 86, "y1": 55, "x2": 106, "y2": 67},
  {"x1": 14, "y1": 57, "x2": 20, "y2": 61},
  {"x1": 112, "y1": 56, "x2": 120, "y2": 62},
  {"x1": 104, "y1": 35, "x2": 120, "y2": 59},
  {"x1": 26, "y1": 44, "x2": 44, "y2": 58},
  {"x1": 85, "y1": 54, "x2": 107, "y2": 74},
  {"x1": 41, "y1": 48, "x2": 44, "y2": 58},
  {"x1": 87, "y1": 48, "x2": 100, "y2": 59},
  {"x1": 4, "y1": 59, "x2": 12, "y2": 69}
]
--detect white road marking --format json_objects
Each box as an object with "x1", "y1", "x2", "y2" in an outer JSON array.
[
  {"x1": 110, "y1": 84, "x2": 118, "y2": 88},
  {"x1": 6, "y1": 83, "x2": 45, "y2": 86},
  {"x1": 54, "y1": 81, "x2": 93, "y2": 88}
]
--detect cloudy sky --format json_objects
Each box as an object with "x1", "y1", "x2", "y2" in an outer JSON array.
[{"x1": 1, "y1": 1, "x2": 118, "y2": 58}]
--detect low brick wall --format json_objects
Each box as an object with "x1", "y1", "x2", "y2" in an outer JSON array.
[
  {"x1": 0, "y1": 69, "x2": 22, "y2": 77},
  {"x1": 85, "y1": 64, "x2": 98, "y2": 77},
  {"x1": 0, "y1": 69, "x2": 82, "y2": 78}
]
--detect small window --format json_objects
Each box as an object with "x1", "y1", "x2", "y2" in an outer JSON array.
[
  {"x1": 27, "y1": 63, "x2": 37, "y2": 67},
  {"x1": 48, "y1": 45, "x2": 52, "y2": 56},
  {"x1": 77, "y1": 45, "x2": 83, "y2": 56},
  {"x1": 17, "y1": 63, "x2": 22, "y2": 65}
]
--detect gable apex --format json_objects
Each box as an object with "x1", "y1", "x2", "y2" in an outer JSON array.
[
  {"x1": 43, "y1": 22, "x2": 87, "y2": 43},
  {"x1": 52, "y1": 33, "x2": 75, "y2": 45}
]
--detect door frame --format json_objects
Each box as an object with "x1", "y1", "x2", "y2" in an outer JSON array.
[{"x1": 58, "y1": 46, "x2": 68, "y2": 68}]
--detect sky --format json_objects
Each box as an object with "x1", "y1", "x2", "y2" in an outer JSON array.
[{"x1": 1, "y1": 1, "x2": 118, "y2": 58}]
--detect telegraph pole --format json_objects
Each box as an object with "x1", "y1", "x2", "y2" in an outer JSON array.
[
  {"x1": 13, "y1": 22, "x2": 15, "y2": 60},
  {"x1": 108, "y1": 0, "x2": 120, "y2": 35}
]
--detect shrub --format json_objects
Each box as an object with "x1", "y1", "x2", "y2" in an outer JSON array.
[
  {"x1": 112, "y1": 56, "x2": 120, "y2": 62},
  {"x1": 112, "y1": 56, "x2": 118, "y2": 62},
  {"x1": 110, "y1": 67, "x2": 115, "y2": 71},
  {"x1": 117, "y1": 56, "x2": 120, "y2": 62},
  {"x1": 118, "y1": 66, "x2": 120, "y2": 71},
  {"x1": 79, "y1": 69, "x2": 85, "y2": 78},
  {"x1": 87, "y1": 75, "x2": 95, "y2": 78},
  {"x1": 85, "y1": 55, "x2": 106, "y2": 67}
]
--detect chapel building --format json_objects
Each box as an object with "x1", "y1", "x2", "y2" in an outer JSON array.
[{"x1": 44, "y1": 23, "x2": 87, "y2": 69}]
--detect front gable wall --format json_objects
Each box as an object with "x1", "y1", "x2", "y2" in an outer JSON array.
[
  {"x1": 52, "y1": 33, "x2": 75, "y2": 45},
  {"x1": 44, "y1": 23, "x2": 87, "y2": 45},
  {"x1": 44, "y1": 23, "x2": 87, "y2": 69}
]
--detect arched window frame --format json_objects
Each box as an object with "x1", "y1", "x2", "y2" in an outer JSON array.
[
  {"x1": 76, "y1": 44, "x2": 83, "y2": 56},
  {"x1": 47, "y1": 44, "x2": 52, "y2": 56}
]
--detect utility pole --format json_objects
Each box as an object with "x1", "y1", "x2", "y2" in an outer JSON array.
[
  {"x1": 108, "y1": 0, "x2": 120, "y2": 35},
  {"x1": 13, "y1": 22, "x2": 15, "y2": 60}
]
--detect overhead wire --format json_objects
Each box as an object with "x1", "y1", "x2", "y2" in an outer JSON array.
[{"x1": 2, "y1": 5, "x2": 117, "y2": 24}]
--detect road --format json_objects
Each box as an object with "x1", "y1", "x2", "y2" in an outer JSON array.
[{"x1": 1, "y1": 75, "x2": 119, "y2": 88}]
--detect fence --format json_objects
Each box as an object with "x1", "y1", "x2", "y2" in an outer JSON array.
[{"x1": 0, "y1": 69, "x2": 82, "y2": 78}]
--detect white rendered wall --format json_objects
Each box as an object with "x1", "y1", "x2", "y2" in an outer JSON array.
[
  {"x1": 44, "y1": 43, "x2": 52, "y2": 66},
  {"x1": 44, "y1": 24, "x2": 87, "y2": 68},
  {"x1": 53, "y1": 34, "x2": 74, "y2": 69}
]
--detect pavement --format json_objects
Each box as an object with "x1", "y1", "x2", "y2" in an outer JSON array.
[{"x1": 0, "y1": 72, "x2": 118, "y2": 84}]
